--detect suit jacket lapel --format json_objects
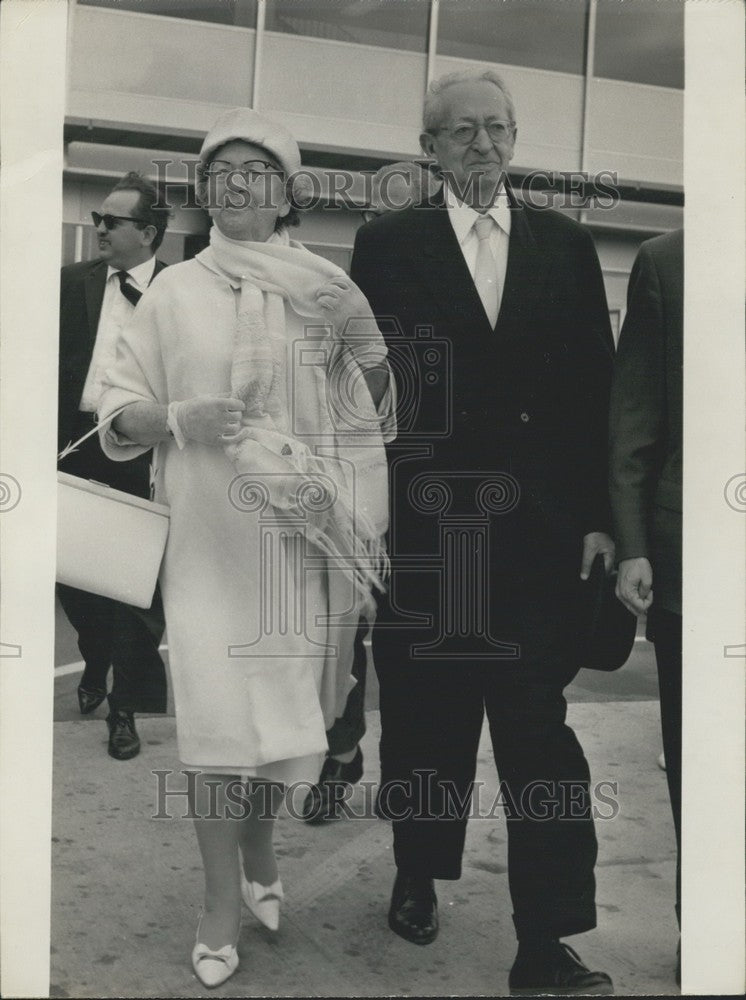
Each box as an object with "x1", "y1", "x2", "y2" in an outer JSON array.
[
  {"x1": 84, "y1": 258, "x2": 162, "y2": 338},
  {"x1": 409, "y1": 195, "x2": 495, "y2": 337},
  {"x1": 83, "y1": 261, "x2": 107, "y2": 341},
  {"x1": 411, "y1": 193, "x2": 542, "y2": 341},
  {"x1": 493, "y1": 204, "x2": 541, "y2": 343}
]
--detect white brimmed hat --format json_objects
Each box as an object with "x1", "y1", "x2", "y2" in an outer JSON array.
[{"x1": 199, "y1": 107, "x2": 301, "y2": 176}]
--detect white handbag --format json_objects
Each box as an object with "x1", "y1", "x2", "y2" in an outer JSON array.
[{"x1": 56, "y1": 409, "x2": 170, "y2": 609}]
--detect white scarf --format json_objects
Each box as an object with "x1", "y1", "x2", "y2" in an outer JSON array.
[{"x1": 196, "y1": 226, "x2": 390, "y2": 612}]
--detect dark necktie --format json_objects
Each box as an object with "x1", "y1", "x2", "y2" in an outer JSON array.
[{"x1": 116, "y1": 270, "x2": 142, "y2": 307}]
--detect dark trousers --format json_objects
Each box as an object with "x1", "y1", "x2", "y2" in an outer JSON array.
[
  {"x1": 650, "y1": 607, "x2": 682, "y2": 925},
  {"x1": 58, "y1": 417, "x2": 167, "y2": 715},
  {"x1": 57, "y1": 583, "x2": 167, "y2": 714},
  {"x1": 372, "y1": 585, "x2": 598, "y2": 940},
  {"x1": 326, "y1": 618, "x2": 369, "y2": 757}
]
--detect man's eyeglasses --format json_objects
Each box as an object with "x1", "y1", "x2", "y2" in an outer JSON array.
[
  {"x1": 92, "y1": 212, "x2": 147, "y2": 230},
  {"x1": 203, "y1": 160, "x2": 282, "y2": 182},
  {"x1": 431, "y1": 121, "x2": 516, "y2": 146}
]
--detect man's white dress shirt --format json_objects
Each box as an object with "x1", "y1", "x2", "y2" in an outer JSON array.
[
  {"x1": 444, "y1": 183, "x2": 512, "y2": 323},
  {"x1": 79, "y1": 256, "x2": 156, "y2": 412}
]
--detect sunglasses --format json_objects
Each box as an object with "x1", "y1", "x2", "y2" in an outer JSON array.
[{"x1": 92, "y1": 211, "x2": 147, "y2": 230}]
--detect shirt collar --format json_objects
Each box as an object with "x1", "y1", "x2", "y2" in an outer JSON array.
[
  {"x1": 107, "y1": 255, "x2": 157, "y2": 288},
  {"x1": 445, "y1": 182, "x2": 512, "y2": 244}
]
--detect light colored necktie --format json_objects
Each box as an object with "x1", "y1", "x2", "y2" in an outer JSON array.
[{"x1": 473, "y1": 214, "x2": 499, "y2": 327}]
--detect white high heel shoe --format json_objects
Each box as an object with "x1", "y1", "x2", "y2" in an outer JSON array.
[
  {"x1": 191, "y1": 913, "x2": 239, "y2": 989},
  {"x1": 240, "y1": 873, "x2": 284, "y2": 931}
]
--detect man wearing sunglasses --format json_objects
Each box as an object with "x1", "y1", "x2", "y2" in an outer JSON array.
[
  {"x1": 58, "y1": 171, "x2": 170, "y2": 761},
  {"x1": 351, "y1": 69, "x2": 615, "y2": 995}
]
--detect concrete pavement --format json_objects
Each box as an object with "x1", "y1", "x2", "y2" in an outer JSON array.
[{"x1": 50, "y1": 626, "x2": 680, "y2": 998}]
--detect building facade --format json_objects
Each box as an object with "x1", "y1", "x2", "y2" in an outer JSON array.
[{"x1": 63, "y1": 0, "x2": 684, "y2": 332}]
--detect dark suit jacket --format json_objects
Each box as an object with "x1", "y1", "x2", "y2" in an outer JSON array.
[
  {"x1": 609, "y1": 229, "x2": 683, "y2": 615},
  {"x1": 351, "y1": 192, "x2": 614, "y2": 586},
  {"x1": 58, "y1": 257, "x2": 167, "y2": 454}
]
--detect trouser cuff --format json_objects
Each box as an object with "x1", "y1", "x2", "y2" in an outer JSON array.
[
  {"x1": 108, "y1": 693, "x2": 167, "y2": 715},
  {"x1": 513, "y1": 907, "x2": 596, "y2": 940}
]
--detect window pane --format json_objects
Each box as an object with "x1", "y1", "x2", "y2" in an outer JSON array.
[
  {"x1": 437, "y1": 0, "x2": 589, "y2": 75},
  {"x1": 594, "y1": 0, "x2": 684, "y2": 89},
  {"x1": 77, "y1": 0, "x2": 257, "y2": 28},
  {"x1": 265, "y1": 0, "x2": 429, "y2": 53},
  {"x1": 61, "y1": 224, "x2": 79, "y2": 266}
]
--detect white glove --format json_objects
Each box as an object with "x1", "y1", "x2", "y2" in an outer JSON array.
[{"x1": 167, "y1": 395, "x2": 245, "y2": 448}]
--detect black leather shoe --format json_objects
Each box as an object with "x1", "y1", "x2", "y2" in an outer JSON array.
[
  {"x1": 387, "y1": 872, "x2": 438, "y2": 945},
  {"x1": 509, "y1": 940, "x2": 613, "y2": 995},
  {"x1": 106, "y1": 710, "x2": 141, "y2": 761},
  {"x1": 77, "y1": 685, "x2": 107, "y2": 715},
  {"x1": 302, "y1": 747, "x2": 363, "y2": 823}
]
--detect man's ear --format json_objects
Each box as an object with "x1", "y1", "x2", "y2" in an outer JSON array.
[
  {"x1": 141, "y1": 224, "x2": 157, "y2": 248},
  {"x1": 420, "y1": 131, "x2": 436, "y2": 160}
]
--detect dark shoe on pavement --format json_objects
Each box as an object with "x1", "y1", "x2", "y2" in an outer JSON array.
[
  {"x1": 388, "y1": 871, "x2": 439, "y2": 946},
  {"x1": 301, "y1": 747, "x2": 363, "y2": 823},
  {"x1": 509, "y1": 940, "x2": 614, "y2": 995},
  {"x1": 77, "y1": 685, "x2": 107, "y2": 715},
  {"x1": 106, "y1": 710, "x2": 141, "y2": 760}
]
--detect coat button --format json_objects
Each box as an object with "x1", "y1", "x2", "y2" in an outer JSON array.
[{"x1": 520, "y1": 412, "x2": 530, "y2": 423}]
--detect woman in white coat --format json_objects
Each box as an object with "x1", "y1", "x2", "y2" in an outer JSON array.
[{"x1": 99, "y1": 107, "x2": 392, "y2": 988}]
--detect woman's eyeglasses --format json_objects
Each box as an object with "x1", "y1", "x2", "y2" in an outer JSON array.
[
  {"x1": 203, "y1": 160, "x2": 282, "y2": 182},
  {"x1": 91, "y1": 212, "x2": 146, "y2": 230}
]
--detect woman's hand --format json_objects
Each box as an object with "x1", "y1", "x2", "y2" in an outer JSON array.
[
  {"x1": 315, "y1": 277, "x2": 371, "y2": 337},
  {"x1": 171, "y1": 394, "x2": 245, "y2": 446}
]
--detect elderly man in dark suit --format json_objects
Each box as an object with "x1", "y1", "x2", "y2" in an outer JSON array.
[
  {"x1": 57, "y1": 171, "x2": 169, "y2": 760},
  {"x1": 351, "y1": 69, "x2": 615, "y2": 995},
  {"x1": 302, "y1": 159, "x2": 443, "y2": 825},
  {"x1": 609, "y1": 229, "x2": 683, "y2": 979}
]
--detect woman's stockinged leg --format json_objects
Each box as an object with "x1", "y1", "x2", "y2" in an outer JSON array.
[
  {"x1": 191, "y1": 773, "x2": 242, "y2": 950},
  {"x1": 238, "y1": 781, "x2": 282, "y2": 886}
]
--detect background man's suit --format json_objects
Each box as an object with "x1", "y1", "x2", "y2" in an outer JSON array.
[
  {"x1": 58, "y1": 257, "x2": 167, "y2": 714},
  {"x1": 609, "y1": 229, "x2": 683, "y2": 922},
  {"x1": 351, "y1": 189, "x2": 614, "y2": 939}
]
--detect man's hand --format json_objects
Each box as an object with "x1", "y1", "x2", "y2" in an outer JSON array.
[
  {"x1": 615, "y1": 557, "x2": 654, "y2": 616},
  {"x1": 580, "y1": 532, "x2": 616, "y2": 579}
]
